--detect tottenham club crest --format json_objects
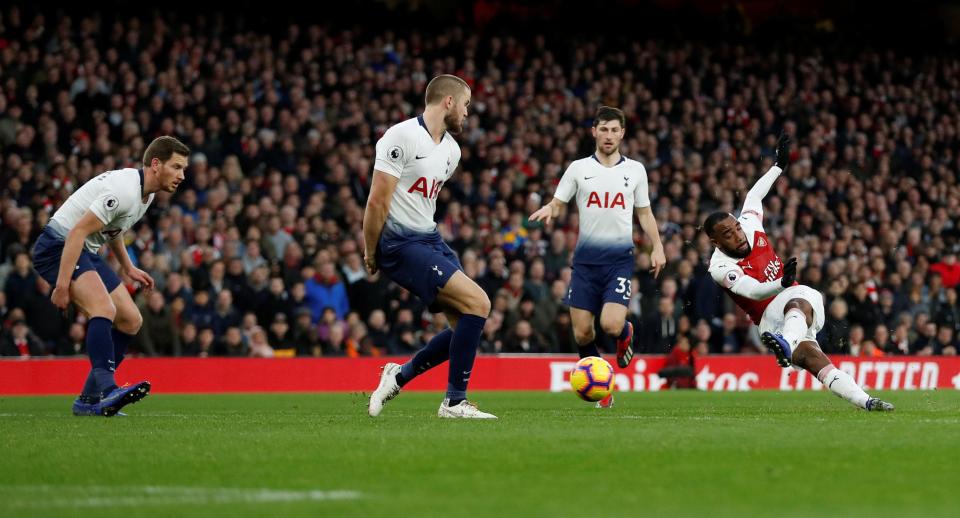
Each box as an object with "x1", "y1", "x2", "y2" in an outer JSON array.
[
  {"x1": 103, "y1": 195, "x2": 119, "y2": 212},
  {"x1": 388, "y1": 145, "x2": 403, "y2": 162}
]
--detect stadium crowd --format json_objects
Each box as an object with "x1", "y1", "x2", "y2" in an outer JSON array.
[{"x1": 1, "y1": 4, "x2": 960, "y2": 359}]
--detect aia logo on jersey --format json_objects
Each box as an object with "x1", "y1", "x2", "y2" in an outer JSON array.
[
  {"x1": 586, "y1": 192, "x2": 626, "y2": 209},
  {"x1": 408, "y1": 177, "x2": 444, "y2": 199}
]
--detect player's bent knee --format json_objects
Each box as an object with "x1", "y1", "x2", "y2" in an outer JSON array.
[
  {"x1": 574, "y1": 330, "x2": 595, "y2": 346},
  {"x1": 468, "y1": 290, "x2": 491, "y2": 317},
  {"x1": 785, "y1": 298, "x2": 812, "y2": 313},
  {"x1": 118, "y1": 311, "x2": 143, "y2": 335},
  {"x1": 90, "y1": 300, "x2": 117, "y2": 321},
  {"x1": 600, "y1": 317, "x2": 624, "y2": 336}
]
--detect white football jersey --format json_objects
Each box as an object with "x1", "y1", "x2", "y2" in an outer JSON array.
[
  {"x1": 707, "y1": 211, "x2": 766, "y2": 285},
  {"x1": 554, "y1": 155, "x2": 650, "y2": 264},
  {"x1": 374, "y1": 115, "x2": 461, "y2": 236},
  {"x1": 48, "y1": 168, "x2": 154, "y2": 253}
]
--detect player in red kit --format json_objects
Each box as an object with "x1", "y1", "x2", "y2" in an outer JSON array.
[{"x1": 703, "y1": 133, "x2": 894, "y2": 411}]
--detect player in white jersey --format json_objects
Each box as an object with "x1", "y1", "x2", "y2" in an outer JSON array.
[
  {"x1": 365, "y1": 75, "x2": 496, "y2": 419},
  {"x1": 529, "y1": 106, "x2": 666, "y2": 408},
  {"x1": 703, "y1": 133, "x2": 892, "y2": 411},
  {"x1": 31, "y1": 136, "x2": 189, "y2": 416}
]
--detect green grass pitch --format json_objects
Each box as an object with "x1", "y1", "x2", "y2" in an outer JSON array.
[{"x1": 1, "y1": 390, "x2": 957, "y2": 517}]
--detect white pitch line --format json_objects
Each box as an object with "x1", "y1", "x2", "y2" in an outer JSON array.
[{"x1": 0, "y1": 485, "x2": 361, "y2": 508}]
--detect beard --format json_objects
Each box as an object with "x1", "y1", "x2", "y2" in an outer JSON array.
[
  {"x1": 444, "y1": 112, "x2": 464, "y2": 134},
  {"x1": 726, "y1": 243, "x2": 752, "y2": 259}
]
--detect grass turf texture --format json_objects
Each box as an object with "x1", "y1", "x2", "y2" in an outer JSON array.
[{"x1": 0, "y1": 391, "x2": 957, "y2": 517}]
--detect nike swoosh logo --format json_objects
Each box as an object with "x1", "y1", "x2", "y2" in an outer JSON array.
[
  {"x1": 585, "y1": 176, "x2": 597, "y2": 180},
  {"x1": 415, "y1": 155, "x2": 429, "y2": 160},
  {"x1": 829, "y1": 376, "x2": 839, "y2": 389}
]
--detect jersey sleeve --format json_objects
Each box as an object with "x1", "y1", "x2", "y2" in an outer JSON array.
[
  {"x1": 709, "y1": 258, "x2": 746, "y2": 290},
  {"x1": 740, "y1": 165, "x2": 782, "y2": 222},
  {"x1": 553, "y1": 162, "x2": 578, "y2": 203},
  {"x1": 710, "y1": 257, "x2": 783, "y2": 300},
  {"x1": 88, "y1": 186, "x2": 126, "y2": 226},
  {"x1": 633, "y1": 163, "x2": 651, "y2": 208},
  {"x1": 374, "y1": 127, "x2": 412, "y2": 178}
]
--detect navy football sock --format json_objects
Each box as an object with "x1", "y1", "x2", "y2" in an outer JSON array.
[
  {"x1": 399, "y1": 329, "x2": 453, "y2": 386},
  {"x1": 86, "y1": 317, "x2": 117, "y2": 394},
  {"x1": 578, "y1": 341, "x2": 600, "y2": 359},
  {"x1": 446, "y1": 314, "x2": 485, "y2": 402},
  {"x1": 80, "y1": 372, "x2": 100, "y2": 399},
  {"x1": 112, "y1": 328, "x2": 135, "y2": 369},
  {"x1": 617, "y1": 322, "x2": 630, "y2": 341}
]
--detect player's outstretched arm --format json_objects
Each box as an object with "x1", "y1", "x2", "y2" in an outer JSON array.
[
  {"x1": 635, "y1": 206, "x2": 666, "y2": 278},
  {"x1": 528, "y1": 198, "x2": 566, "y2": 226},
  {"x1": 711, "y1": 257, "x2": 797, "y2": 301},
  {"x1": 108, "y1": 238, "x2": 154, "y2": 290},
  {"x1": 741, "y1": 132, "x2": 791, "y2": 218},
  {"x1": 362, "y1": 170, "x2": 400, "y2": 275},
  {"x1": 51, "y1": 210, "x2": 105, "y2": 309}
]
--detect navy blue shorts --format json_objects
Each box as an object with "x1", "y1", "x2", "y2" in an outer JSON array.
[
  {"x1": 31, "y1": 227, "x2": 122, "y2": 294},
  {"x1": 378, "y1": 229, "x2": 463, "y2": 313},
  {"x1": 565, "y1": 260, "x2": 634, "y2": 315}
]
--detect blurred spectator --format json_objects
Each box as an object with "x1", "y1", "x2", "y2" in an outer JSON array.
[
  {"x1": 268, "y1": 313, "x2": 292, "y2": 349},
  {"x1": 504, "y1": 320, "x2": 545, "y2": 353},
  {"x1": 930, "y1": 253, "x2": 960, "y2": 289},
  {"x1": 218, "y1": 327, "x2": 248, "y2": 357},
  {"x1": 212, "y1": 290, "x2": 242, "y2": 339},
  {"x1": 292, "y1": 308, "x2": 321, "y2": 356},
  {"x1": 4, "y1": 252, "x2": 35, "y2": 311},
  {"x1": 641, "y1": 297, "x2": 679, "y2": 354},
  {"x1": 911, "y1": 322, "x2": 938, "y2": 356},
  {"x1": 820, "y1": 299, "x2": 851, "y2": 354},
  {"x1": 659, "y1": 336, "x2": 697, "y2": 389},
  {"x1": 137, "y1": 291, "x2": 182, "y2": 356},
  {"x1": 305, "y1": 263, "x2": 349, "y2": 322},
  {"x1": 59, "y1": 322, "x2": 87, "y2": 356},
  {"x1": 1, "y1": 319, "x2": 44, "y2": 357},
  {"x1": 248, "y1": 327, "x2": 275, "y2": 358}
]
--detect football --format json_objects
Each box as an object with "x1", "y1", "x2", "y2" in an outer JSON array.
[{"x1": 569, "y1": 356, "x2": 616, "y2": 402}]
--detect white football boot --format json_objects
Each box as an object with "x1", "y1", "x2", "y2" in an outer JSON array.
[
  {"x1": 368, "y1": 363, "x2": 401, "y2": 417},
  {"x1": 437, "y1": 399, "x2": 498, "y2": 419}
]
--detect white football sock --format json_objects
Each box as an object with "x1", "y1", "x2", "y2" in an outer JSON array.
[
  {"x1": 817, "y1": 365, "x2": 870, "y2": 409},
  {"x1": 781, "y1": 308, "x2": 808, "y2": 349}
]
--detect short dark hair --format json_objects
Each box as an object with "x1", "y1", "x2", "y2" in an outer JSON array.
[
  {"x1": 702, "y1": 211, "x2": 732, "y2": 238},
  {"x1": 143, "y1": 136, "x2": 190, "y2": 167},
  {"x1": 425, "y1": 75, "x2": 470, "y2": 105},
  {"x1": 593, "y1": 106, "x2": 626, "y2": 128}
]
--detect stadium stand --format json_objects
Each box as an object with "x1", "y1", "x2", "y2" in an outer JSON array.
[{"x1": 1, "y1": 1, "x2": 958, "y2": 358}]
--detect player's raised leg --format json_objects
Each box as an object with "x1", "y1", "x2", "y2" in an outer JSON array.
[
  {"x1": 434, "y1": 272, "x2": 496, "y2": 418},
  {"x1": 762, "y1": 298, "x2": 893, "y2": 411}
]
